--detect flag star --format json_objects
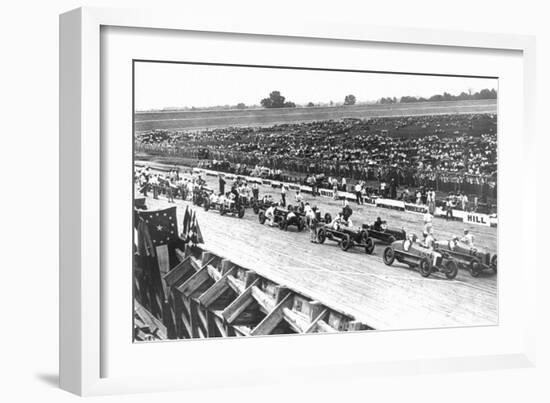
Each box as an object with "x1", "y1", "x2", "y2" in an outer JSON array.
[{"x1": 156, "y1": 225, "x2": 163, "y2": 231}]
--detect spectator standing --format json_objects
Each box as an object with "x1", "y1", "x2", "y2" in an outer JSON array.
[
  {"x1": 281, "y1": 184, "x2": 287, "y2": 207},
  {"x1": 341, "y1": 177, "x2": 347, "y2": 192},
  {"x1": 219, "y1": 174, "x2": 226, "y2": 195},
  {"x1": 252, "y1": 182, "x2": 259, "y2": 201},
  {"x1": 354, "y1": 182, "x2": 363, "y2": 205}
]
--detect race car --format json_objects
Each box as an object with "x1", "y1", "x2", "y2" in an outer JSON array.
[
  {"x1": 382, "y1": 239, "x2": 458, "y2": 279},
  {"x1": 258, "y1": 206, "x2": 306, "y2": 231},
  {"x1": 192, "y1": 186, "x2": 212, "y2": 207},
  {"x1": 203, "y1": 196, "x2": 245, "y2": 218},
  {"x1": 252, "y1": 197, "x2": 277, "y2": 214},
  {"x1": 434, "y1": 239, "x2": 497, "y2": 277},
  {"x1": 316, "y1": 224, "x2": 375, "y2": 254},
  {"x1": 362, "y1": 219, "x2": 406, "y2": 252}
]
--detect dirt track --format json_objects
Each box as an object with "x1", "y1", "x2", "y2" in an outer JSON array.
[
  {"x1": 138, "y1": 166, "x2": 498, "y2": 331},
  {"x1": 135, "y1": 99, "x2": 497, "y2": 132}
]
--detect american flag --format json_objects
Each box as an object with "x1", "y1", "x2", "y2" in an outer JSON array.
[{"x1": 136, "y1": 206, "x2": 178, "y2": 246}]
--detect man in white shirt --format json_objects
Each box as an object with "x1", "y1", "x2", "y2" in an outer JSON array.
[
  {"x1": 265, "y1": 205, "x2": 276, "y2": 227},
  {"x1": 461, "y1": 229, "x2": 475, "y2": 246}
]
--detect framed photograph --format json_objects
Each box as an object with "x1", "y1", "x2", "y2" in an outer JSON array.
[{"x1": 60, "y1": 7, "x2": 537, "y2": 396}]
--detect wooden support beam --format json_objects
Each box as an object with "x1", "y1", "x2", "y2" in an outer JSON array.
[
  {"x1": 251, "y1": 286, "x2": 275, "y2": 313},
  {"x1": 201, "y1": 251, "x2": 215, "y2": 266},
  {"x1": 197, "y1": 266, "x2": 236, "y2": 308},
  {"x1": 244, "y1": 271, "x2": 258, "y2": 288},
  {"x1": 177, "y1": 265, "x2": 210, "y2": 297},
  {"x1": 304, "y1": 308, "x2": 328, "y2": 334},
  {"x1": 162, "y1": 257, "x2": 193, "y2": 289},
  {"x1": 175, "y1": 248, "x2": 186, "y2": 262},
  {"x1": 250, "y1": 293, "x2": 294, "y2": 336},
  {"x1": 282, "y1": 307, "x2": 309, "y2": 334},
  {"x1": 347, "y1": 321, "x2": 366, "y2": 332},
  {"x1": 220, "y1": 259, "x2": 234, "y2": 275},
  {"x1": 315, "y1": 319, "x2": 338, "y2": 333},
  {"x1": 274, "y1": 285, "x2": 290, "y2": 303},
  {"x1": 134, "y1": 300, "x2": 167, "y2": 340},
  {"x1": 308, "y1": 301, "x2": 325, "y2": 322},
  {"x1": 156, "y1": 245, "x2": 171, "y2": 301},
  {"x1": 206, "y1": 265, "x2": 222, "y2": 282},
  {"x1": 222, "y1": 279, "x2": 259, "y2": 324},
  {"x1": 226, "y1": 275, "x2": 245, "y2": 295},
  {"x1": 214, "y1": 317, "x2": 228, "y2": 337}
]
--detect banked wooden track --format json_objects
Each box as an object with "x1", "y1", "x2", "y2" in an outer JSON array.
[{"x1": 134, "y1": 243, "x2": 369, "y2": 341}]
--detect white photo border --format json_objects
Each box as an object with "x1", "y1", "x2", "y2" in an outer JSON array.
[{"x1": 59, "y1": 7, "x2": 537, "y2": 396}]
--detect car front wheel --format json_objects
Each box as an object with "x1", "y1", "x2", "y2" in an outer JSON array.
[
  {"x1": 419, "y1": 257, "x2": 432, "y2": 277},
  {"x1": 383, "y1": 247, "x2": 395, "y2": 265},
  {"x1": 444, "y1": 260, "x2": 458, "y2": 280},
  {"x1": 469, "y1": 259, "x2": 481, "y2": 277},
  {"x1": 317, "y1": 229, "x2": 326, "y2": 244},
  {"x1": 340, "y1": 235, "x2": 352, "y2": 251}
]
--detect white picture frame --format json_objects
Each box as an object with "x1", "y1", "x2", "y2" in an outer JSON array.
[{"x1": 59, "y1": 6, "x2": 537, "y2": 396}]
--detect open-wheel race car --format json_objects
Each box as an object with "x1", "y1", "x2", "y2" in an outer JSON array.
[
  {"x1": 258, "y1": 206, "x2": 306, "y2": 231},
  {"x1": 382, "y1": 239, "x2": 458, "y2": 279},
  {"x1": 203, "y1": 196, "x2": 245, "y2": 218},
  {"x1": 362, "y1": 220, "x2": 406, "y2": 251},
  {"x1": 434, "y1": 239, "x2": 497, "y2": 277},
  {"x1": 316, "y1": 224, "x2": 375, "y2": 254},
  {"x1": 252, "y1": 197, "x2": 277, "y2": 214},
  {"x1": 192, "y1": 186, "x2": 212, "y2": 207}
]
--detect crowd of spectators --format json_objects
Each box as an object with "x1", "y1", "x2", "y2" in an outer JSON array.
[{"x1": 136, "y1": 113, "x2": 497, "y2": 207}]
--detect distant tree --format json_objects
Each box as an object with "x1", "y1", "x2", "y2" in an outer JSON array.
[
  {"x1": 329, "y1": 100, "x2": 334, "y2": 106},
  {"x1": 307, "y1": 102, "x2": 315, "y2": 107},
  {"x1": 236, "y1": 103, "x2": 246, "y2": 109},
  {"x1": 344, "y1": 94, "x2": 357, "y2": 105},
  {"x1": 260, "y1": 91, "x2": 295, "y2": 108}
]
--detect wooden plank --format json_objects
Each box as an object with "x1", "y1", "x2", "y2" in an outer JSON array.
[
  {"x1": 220, "y1": 259, "x2": 234, "y2": 275},
  {"x1": 175, "y1": 248, "x2": 186, "y2": 262},
  {"x1": 250, "y1": 293, "x2": 294, "y2": 336},
  {"x1": 316, "y1": 319, "x2": 338, "y2": 333},
  {"x1": 226, "y1": 275, "x2": 245, "y2": 295},
  {"x1": 222, "y1": 279, "x2": 259, "y2": 324},
  {"x1": 177, "y1": 265, "x2": 211, "y2": 297},
  {"x1": 251, "y1": 286, "x2": 276, "y2": 313},
  {"x1": 214, "y1": 317, "x2": 228, "y2": 337},
  {"x1": 162, "y1": 257, "x2": 193, "y2": 288},
  {"x1": 197, "y1": 267, "x2": 237, "y2": 308},
  {"x1": 134, "y1": 300, "x2": 167, "y2": 339},
  {"x1": 156, "y1": 244, "x2": 171, "y2": 301},
  {"x1": 304, "y1": 308, "x2": 328, "y2": 334},
  {"x1": 282, "y1": 307, "x2": 309, "y2": 333},
  {"x1": 206, "y1": 264, "x2": 222, "y2": 282}
]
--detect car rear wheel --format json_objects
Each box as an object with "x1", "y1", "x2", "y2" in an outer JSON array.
[
  {"x1": 340, "y1": 235, "x2": 352, "y2": 251},
  {"x1": 490, "y1": 255, "x2": 497, "y2": 274},
  {"x1": 324, "y1": 213, "x2": 332, "y2": 223},
  {"x1": 383, "y1": 247, "x2": 395, "y2": 265},
  {"x1": 203, "y1": 199, "x2": 210, "y2": 211},
  {"x1": 317, "y1": 229, "x2": 326, "y2": 244},
  {"x1": 444, "y1": 260, "x2": 458, "y2": 280},
  {"x1": 253, "y1": 205, "x2": 259, "y2": 214},
  {"x1": 365, "y1": 236, "x2": 375, "y2": 255},
  {"x1": 419, "y1": 258, "x2": 432, "y2": 277},
  {"x1": 258, "y1": 212, "x2": 266, "y2": 224},
  {"x1": 279, "y1": 219, "x2": 286, "y2": 230},
  {"x1": 298, "y1": 219, "x2": 304, "y2": 232},
  {"x1": 238, "y1": 207, "x2": 245, "y2": 219},
  {"x1": 469, "y1": 259, "x2": 481, "y2": 277}
]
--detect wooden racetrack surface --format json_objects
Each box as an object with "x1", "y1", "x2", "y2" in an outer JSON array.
[{"x1": 139, "y1": 166, "x2": 498, "y2": 330}]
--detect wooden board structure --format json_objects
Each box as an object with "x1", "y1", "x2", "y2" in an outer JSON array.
[{"x1": 146, "y1": 245, "x2": 370, "y2": 341}]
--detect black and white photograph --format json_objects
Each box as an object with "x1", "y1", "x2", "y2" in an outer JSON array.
[{"x1": 132, "y1": 61, "x2": 498, "y2": 341}]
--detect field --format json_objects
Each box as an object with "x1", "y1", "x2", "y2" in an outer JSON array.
[
  {"x1": 138, "y1": 162, "x2": 498, "y2": 330},
  {"x1": 135, "y1": 99, "x2": 497, "y2": 132}
]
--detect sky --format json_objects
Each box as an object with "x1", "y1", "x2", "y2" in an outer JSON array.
[{"x1": 134, "y1": 62, "x2": 497, "y2": 111}]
